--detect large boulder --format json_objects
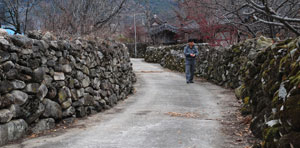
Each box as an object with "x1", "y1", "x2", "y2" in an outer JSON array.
[
  {"x1": 31, "y1": 118, "x2": 55, "y2": 134},
  {"x1": 42, "y1": 99, "x2": 62, "y2": 120},
  {"x1": 0, "y1": 119, "x2": 28, "y2": 146}
]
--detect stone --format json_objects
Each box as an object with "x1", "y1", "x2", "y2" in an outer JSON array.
[
  {"x1": 82, "y1": 76, "x2": 90, "y2": 88},
  {"x1": 47, "y1": 85, "x2": 57, "y2": 99},
  {"x1": 54, "y1": 72, "x2": 65, "y2": 81},
  {"x1": 62, "y1": 117, "x2": 76, "y2": 124},
  {"x1": 21, "y1": 49, "x2": 33, "y2": 55},
  {"x1": 1, "y1": 61, "x2": 15, "y2": 72},
  {"x1": 25, "y1": 83, "x2": 40, "y2": 94},
  {"x1": 58, "y1": 87, "x2": 71, "y2": 103},
  {"x1": 42, "y1": 32, "x2": 56, "y2": 41},
  {"x1": 11, "y1": 80, "x2": 26, "y2": 89},
  {"x1": 49, "y1": 41, "x2": 59, "y2": 49},
  {"x1": 81, "y1": 94, "x2": 94, "y2": 106},
  {"x1": 42, "y1": 99, "x2": 62, "y2": 120},
  {"x1": 61, "y1": 99, "x2": 72, "y2": 109},
  {"x1": 76, "y1": 106, "x2": 86, "y2": 118},
  {"x1": 11, "y1": 35, "x2": 32, "y2": 48},
  {"x1": 0, "y1": 94, "x2": 13, "y2": 108},
  {"x1": 108, "y1": 94, "x2": 118, "y2": 106},
  {"x1": 11, "y1": 90, "x2": 28, "y2": 105},
  {"x1": 31, "y1": 118, "x2": 55, "y2": 134},
  {"x1": 0, "y1": 109, "x2": 13, "y2": 123},
  {"x1": 62, "y1": 64, "x2": 72, "y2": 73},
  {"x1": 37, "y1": 84, "x2": 48, "y2": 100},
  {"x1": 26, "y1": 103, "x2": 45, "y2": 124},
  {"x1": 70, "y1": 89, "x2": 78, "y2": 101},
  {"x1": 62, "y1": 106, "x2": 75, "y2": 117},
  {"x1": 76, "y1": 71, "x2": 84, "y2": 80},
  {"x1": 0, "y1": 51, "x2": 10, "y2": 63},
  {"x1": 0, "y1": 119, "x2": 28, "y2": 146},
  {"x1": 6, "y1": 69, "x2": 18, "y2": 80},
  {"x1": 27, "y1": 30, "x2": 43, "y2": 40},
  {"x1": 33, "y1": 68, "x2": 45, "y2": 82},
  {"x1": 92, "y1": 78, "x2": 101, "y2": 90},
  {"x1": 0, "y1": 81, "x2": 14, "y2": 93},
  {"x1": 44, "y1": 75, "x2": 53, "y2": 86},
  {"x1": 0, "y1": 38, "x2": 9, "y2": 49},
  {"x1": 9, "y1": 104, "x2": 22, "y2": 118},
  {"x1": 82, "y1": 66, "x2": 90, "y2": 75}
]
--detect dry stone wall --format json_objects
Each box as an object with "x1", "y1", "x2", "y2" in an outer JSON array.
[
  {"x1": 144, "y1": 37, "x2": 300, "y2": 148},
  {"x1": 0, "y1": 31, "x2": 136, "y2": 146}
]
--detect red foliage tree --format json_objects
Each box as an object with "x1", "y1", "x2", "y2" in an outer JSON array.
[{"x1": 176, "y1": 0, "x2": 237, "y2": 46}]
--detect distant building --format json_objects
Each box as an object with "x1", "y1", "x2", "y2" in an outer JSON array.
[
  {"x1": 149, "y1": 15, "x2": 202, "y2": 45},
  {"x1": 149, "y1": 15, "x2": 179, "y2": 45}
]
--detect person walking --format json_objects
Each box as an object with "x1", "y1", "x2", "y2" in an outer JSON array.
[{"x1": 184, "y1": 39, "x2": 199, "y2": 84}]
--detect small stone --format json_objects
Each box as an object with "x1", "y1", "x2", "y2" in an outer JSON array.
[
  {"x1": 11, "y1": 90, "x2": 28, "y2": 105},
  {"x1": 31, "y1": 118, "x2": 55, "y2": 134},
  {"x1": 58, "y1": 87, "x2": 71, "y2": 104},
  {"x1": 61, "y1": 99, "x2": 72, "y2": 109},
  {"x1": 62, "y1": 64, "x2": 72, "y2": 73},
  {"x1": 62, "y1": 106, "x2": 75, "y2": 117},
  {"x1": 9, "y1": 104, "x2": 22, "y2": 118},
  {"x1": 26, "y1": 103, "x2": 45, "y2": 124},
  {"x1": 21, "y1": 49, "x2": 33, "y2": 55},
  {"x1": 54, "y1": 72, "x2": 65, "y2": 81},
  {"x1": 6, "y1": 69, "x2": 18, "y2": 80},
  {"x1": 62, "y1": 117, "x2": 76, "y2": 124},
  {"x1": 82, "y1": 66, "x2": 90, "y2": 75},
  {"x1": 92, "y1": 78, "x2": 101, "y2": 90},
  {"x1": 0, "y1": 109, "x2": 13, "y2": 123},
  {"x1": 11, "y1": 80, "x2": 26, "y2": 89},
  {"x1": 37, "y1": 84, "x2": 48, "y2": 100},
  {"x1": 0, "y1": 51, "x2": 10, "y2": 63},
  {"x1": 42, "y1": 32, "x2": 56, "y2": 41},
  {"x1": 47, "y1": 85, "x2": 57, "y2": 99},
  {"x1": 76, "y1": 106, "x2": 86, "y2": 118},
  {"x1": 82, "y1": 76, "x2": 90, "y2": 88},
  {"x1": 0, "y1": 38, "x2": 9, "y2": 49},
  {"x1": 25, "y1": 83, "x2": 40, "y2": 94},
  {"x1": 0, "y1": 94, "x2": 14, "y2": 108},
  {"x1": 49, "y1": 41, "x2": 59, "y2": 49},
  {"x1": 33, "y1": 68, "x2": 45, "y2": 82},
  {"x1": 81, "y1": 94, "x2": 94, "y2": 106},
  {"x1": 0, "y1": 81, "x2": 14, "y2": 93},
  {"x1": 1, "y1": 61, "x2": 15, "y2": 72},
  {"x1": 76, "y1": 71, "x2": 84, "y2": 80}
]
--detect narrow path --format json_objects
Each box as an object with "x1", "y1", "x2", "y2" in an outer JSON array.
[{"x1": 4, "y1": 59, "x2": 251, "y2": 148}]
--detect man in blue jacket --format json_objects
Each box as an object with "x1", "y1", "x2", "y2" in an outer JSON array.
[{"x1": 184, "y1": 39, "x2": 199, "y2": 84}]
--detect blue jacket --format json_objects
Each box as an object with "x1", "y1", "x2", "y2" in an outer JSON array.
[{"x1": 184, "y1": 45, "x2": 199, "y2": 61}]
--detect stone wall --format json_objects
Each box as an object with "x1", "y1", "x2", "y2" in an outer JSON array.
[
  {"x1": 0, "y1": 31, "x2": 136, "y2": 146},
  {"x1": 126, "y1": 43, "x2": 149, "y2": 58},
  {"x1": 144, "y1": 37, "x2": 300, "y2": 148}
]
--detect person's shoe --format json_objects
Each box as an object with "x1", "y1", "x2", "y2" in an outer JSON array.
[
  {"x1": 186, "y1": 81, "x2": 190, "y2": 84},
  {"x1": 190, "y1": 81, "x2": 194, "y2": 83}
]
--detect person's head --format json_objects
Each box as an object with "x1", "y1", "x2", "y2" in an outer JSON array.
[{"x1": 188, "y1": 39, "x2": 194, "y2": 47}]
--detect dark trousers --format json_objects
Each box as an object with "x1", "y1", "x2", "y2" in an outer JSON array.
[{"x1": 185, "y1": 60, "x2": 195, "y2": 82}]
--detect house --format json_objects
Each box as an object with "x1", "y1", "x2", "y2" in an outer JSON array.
[
  {"x1": 149, "y1": 15, "x2": 179, "y2": 45},
  {"x1": 149, "y1": 15, "x2": 202, "y2": 45}
]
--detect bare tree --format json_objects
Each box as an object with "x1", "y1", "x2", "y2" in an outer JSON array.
[
  {"x1": 32, "y1": 0, "x2": 127, "y2": 36},
  {"x1": 0, "y1": 0, "x2": 40, "y2": 34}
]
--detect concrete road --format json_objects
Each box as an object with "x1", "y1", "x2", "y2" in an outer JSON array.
[{"x1": 4, "y1": 59, "x2": 244, "y2": 148}]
